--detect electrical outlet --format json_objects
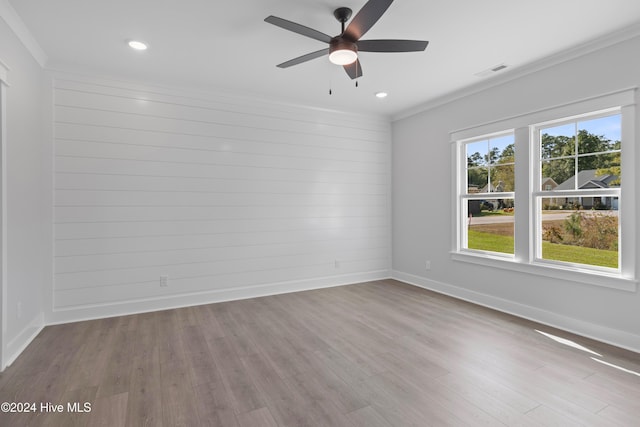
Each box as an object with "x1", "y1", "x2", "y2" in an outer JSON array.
[
  {"x1": 425, "y1": 260, "x2": 431, "y2": 270},
  {"x1": 334, "y1": 260, "x2": 340, "y2": 269},
  {"x1": 160, "y1": 275, "x2": 169, "y2": 287}
]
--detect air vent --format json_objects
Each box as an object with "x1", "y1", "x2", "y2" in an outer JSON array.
[{"x1": 475, "y1": 63, "x2": 508, "y2": 77}]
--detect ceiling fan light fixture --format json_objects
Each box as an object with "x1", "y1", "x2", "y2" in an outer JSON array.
[
  {"x1": 329, "y1": 49, "x2": 357, "y2": 65},
  {"x1": 329, "y1": 39, "x2": 358, "y2": 65}
]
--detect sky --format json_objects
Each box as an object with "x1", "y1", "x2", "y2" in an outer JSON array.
[{"x1": 466, "y1": 134, "x2": 515, "y2": 166}]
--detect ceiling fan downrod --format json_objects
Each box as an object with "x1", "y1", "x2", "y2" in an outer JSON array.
[{"x1": 333, "y1": 7, "x2": 352, "y2": 33}]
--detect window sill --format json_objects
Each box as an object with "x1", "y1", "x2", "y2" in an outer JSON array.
[{"x1": 450, "y1": 251, "x2": 637, "y2": 292}]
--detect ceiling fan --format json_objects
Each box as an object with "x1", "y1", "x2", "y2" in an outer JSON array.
[{"x1": 264, "y1": 0, "x2": 429, "y2": 80}]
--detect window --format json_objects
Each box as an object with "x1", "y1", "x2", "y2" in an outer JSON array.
[
  {"x1": 452, "y1": 90, "x2": 636, "y2": 291},
  {"x1": 462, "y1": 133, "x2": 515, "y2": 255},
  {"x1": 535, "y1": 113, "x2": 621, "y2": 270}
]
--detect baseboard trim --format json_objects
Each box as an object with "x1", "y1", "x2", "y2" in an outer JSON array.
[
  {"x1": 3, "y1": 313, "x2": 45, "y2": 369},
  {"x1": 47, "y1": 270, "x2": 391, "y2": 326},
  {"x1": 391, "y1": 270, "x2": 640, "y2": 354}
]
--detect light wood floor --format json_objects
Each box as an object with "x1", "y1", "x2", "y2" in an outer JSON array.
[{"x1": 1, "y1": 280, "x2": 639, "y2": 426}]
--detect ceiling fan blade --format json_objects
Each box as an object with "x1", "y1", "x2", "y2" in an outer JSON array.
[
  {"x1": 343, "y1": 0, "x2": 393, "y2": 41},
  {"x1": 265, "y1": 16, "x2": 332, "y2": 44},
  {"x1": 343, "y1": 59, "x2": 363, "y2": 79},
  {"x1": 276, "y1": 48, "x2": 330, "y2": 68},
  {"x1": 358, "y1": 39, "x2": 429, "y2": 52}
]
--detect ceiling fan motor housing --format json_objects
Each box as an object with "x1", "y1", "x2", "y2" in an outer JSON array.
[{"x1": 330, "y1": 38, "x2": 358, "y2": 55}]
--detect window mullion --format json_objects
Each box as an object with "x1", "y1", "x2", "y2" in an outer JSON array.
[
  {"x1": 514, "y1": 127, "x2": 530, "y2": 262},
  {"x1": 574, "y1": 121, "x2": 579, "y2": 190}
]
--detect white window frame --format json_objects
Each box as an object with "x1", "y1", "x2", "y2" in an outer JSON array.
[{"x1": 451, "y1": 88, "x2": 637, "y2": 292}]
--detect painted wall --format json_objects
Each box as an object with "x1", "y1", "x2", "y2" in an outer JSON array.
[
  {"x1": 0, "y1": 17, "x2": 50, "y2": 365},
  {"x1": 392, "y1": 35, "x2": 640, "y2": 351},
  {"x1": 49, "y1": 75, "x2": 391, "y2": 323}
]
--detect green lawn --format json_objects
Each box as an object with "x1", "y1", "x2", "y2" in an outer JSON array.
[
  {"x1": 541, "y1": 241, "x2": 618, "y2": 268},
  {"x1": 468, "y1": 230, "x2": 514, "y2": 254},
  {"x1": 467, "y1": 230, "x2": 618, "y2": 268}
]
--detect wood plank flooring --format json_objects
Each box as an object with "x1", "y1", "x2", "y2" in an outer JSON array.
[{"x1": 1, "y1": 279, "x2": 639, "y2": 426}]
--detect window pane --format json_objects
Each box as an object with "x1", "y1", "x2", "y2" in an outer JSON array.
[
  {"x1": 577, "y1": 114, "x2": 621, "y2": 154},
  {"x1": 491, "y1": 164, "x2": 515, "y2": 191},
  {"x1": 577, "y1": 154, "x2": 620, "y2": 188},
  {"x1": 540, "y1": 197, "x2": 618, "y2": 269},
  {"x1": 541, "y1": 177, "x2": 558, "y2": 192},
  {"x1": 577, "y1": 128, "x2": 616, "y2": 155},
  {"x1": 467, "y1": 198, "x2": 514, "y2": 254},
  {"x1": 489, "y1": 135, "x2": 515, "y2": 165},
  {"x1": 467, "y1": 167, "x2": 488, "y2": 193},
  {"x1": 466, "y1": 140, "x2": 488, "y2": 167},
  {"x1": 541, "y1": 123, "x2": 575, "y2": 159},
  {"x1": 542, "y1": 158, "x2": 575, "y2": 190}
]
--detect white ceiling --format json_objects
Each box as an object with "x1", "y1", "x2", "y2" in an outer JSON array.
[{"x1": 9, "y1": 0, "x2": 640, "y2": 117}]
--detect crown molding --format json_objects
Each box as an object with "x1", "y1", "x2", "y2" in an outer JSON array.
[
  {"x1": 392, "y1": 22, "x2": 640, "y2": 122},
  {"x1": 0, "y1": 0, "x2": 47, "y2": 67}
]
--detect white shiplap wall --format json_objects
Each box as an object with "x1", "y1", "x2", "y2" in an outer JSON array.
[{"x1": 51, "y1": 76, "x2": 391, "y2": 322}]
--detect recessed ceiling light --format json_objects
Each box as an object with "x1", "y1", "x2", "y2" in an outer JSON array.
[
  {"x1": 128, "y1": 40, "x2": 148, "y2": 51},
  {"x1": 375, "y1": 92, "x2": 388, "y2": 99}
]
